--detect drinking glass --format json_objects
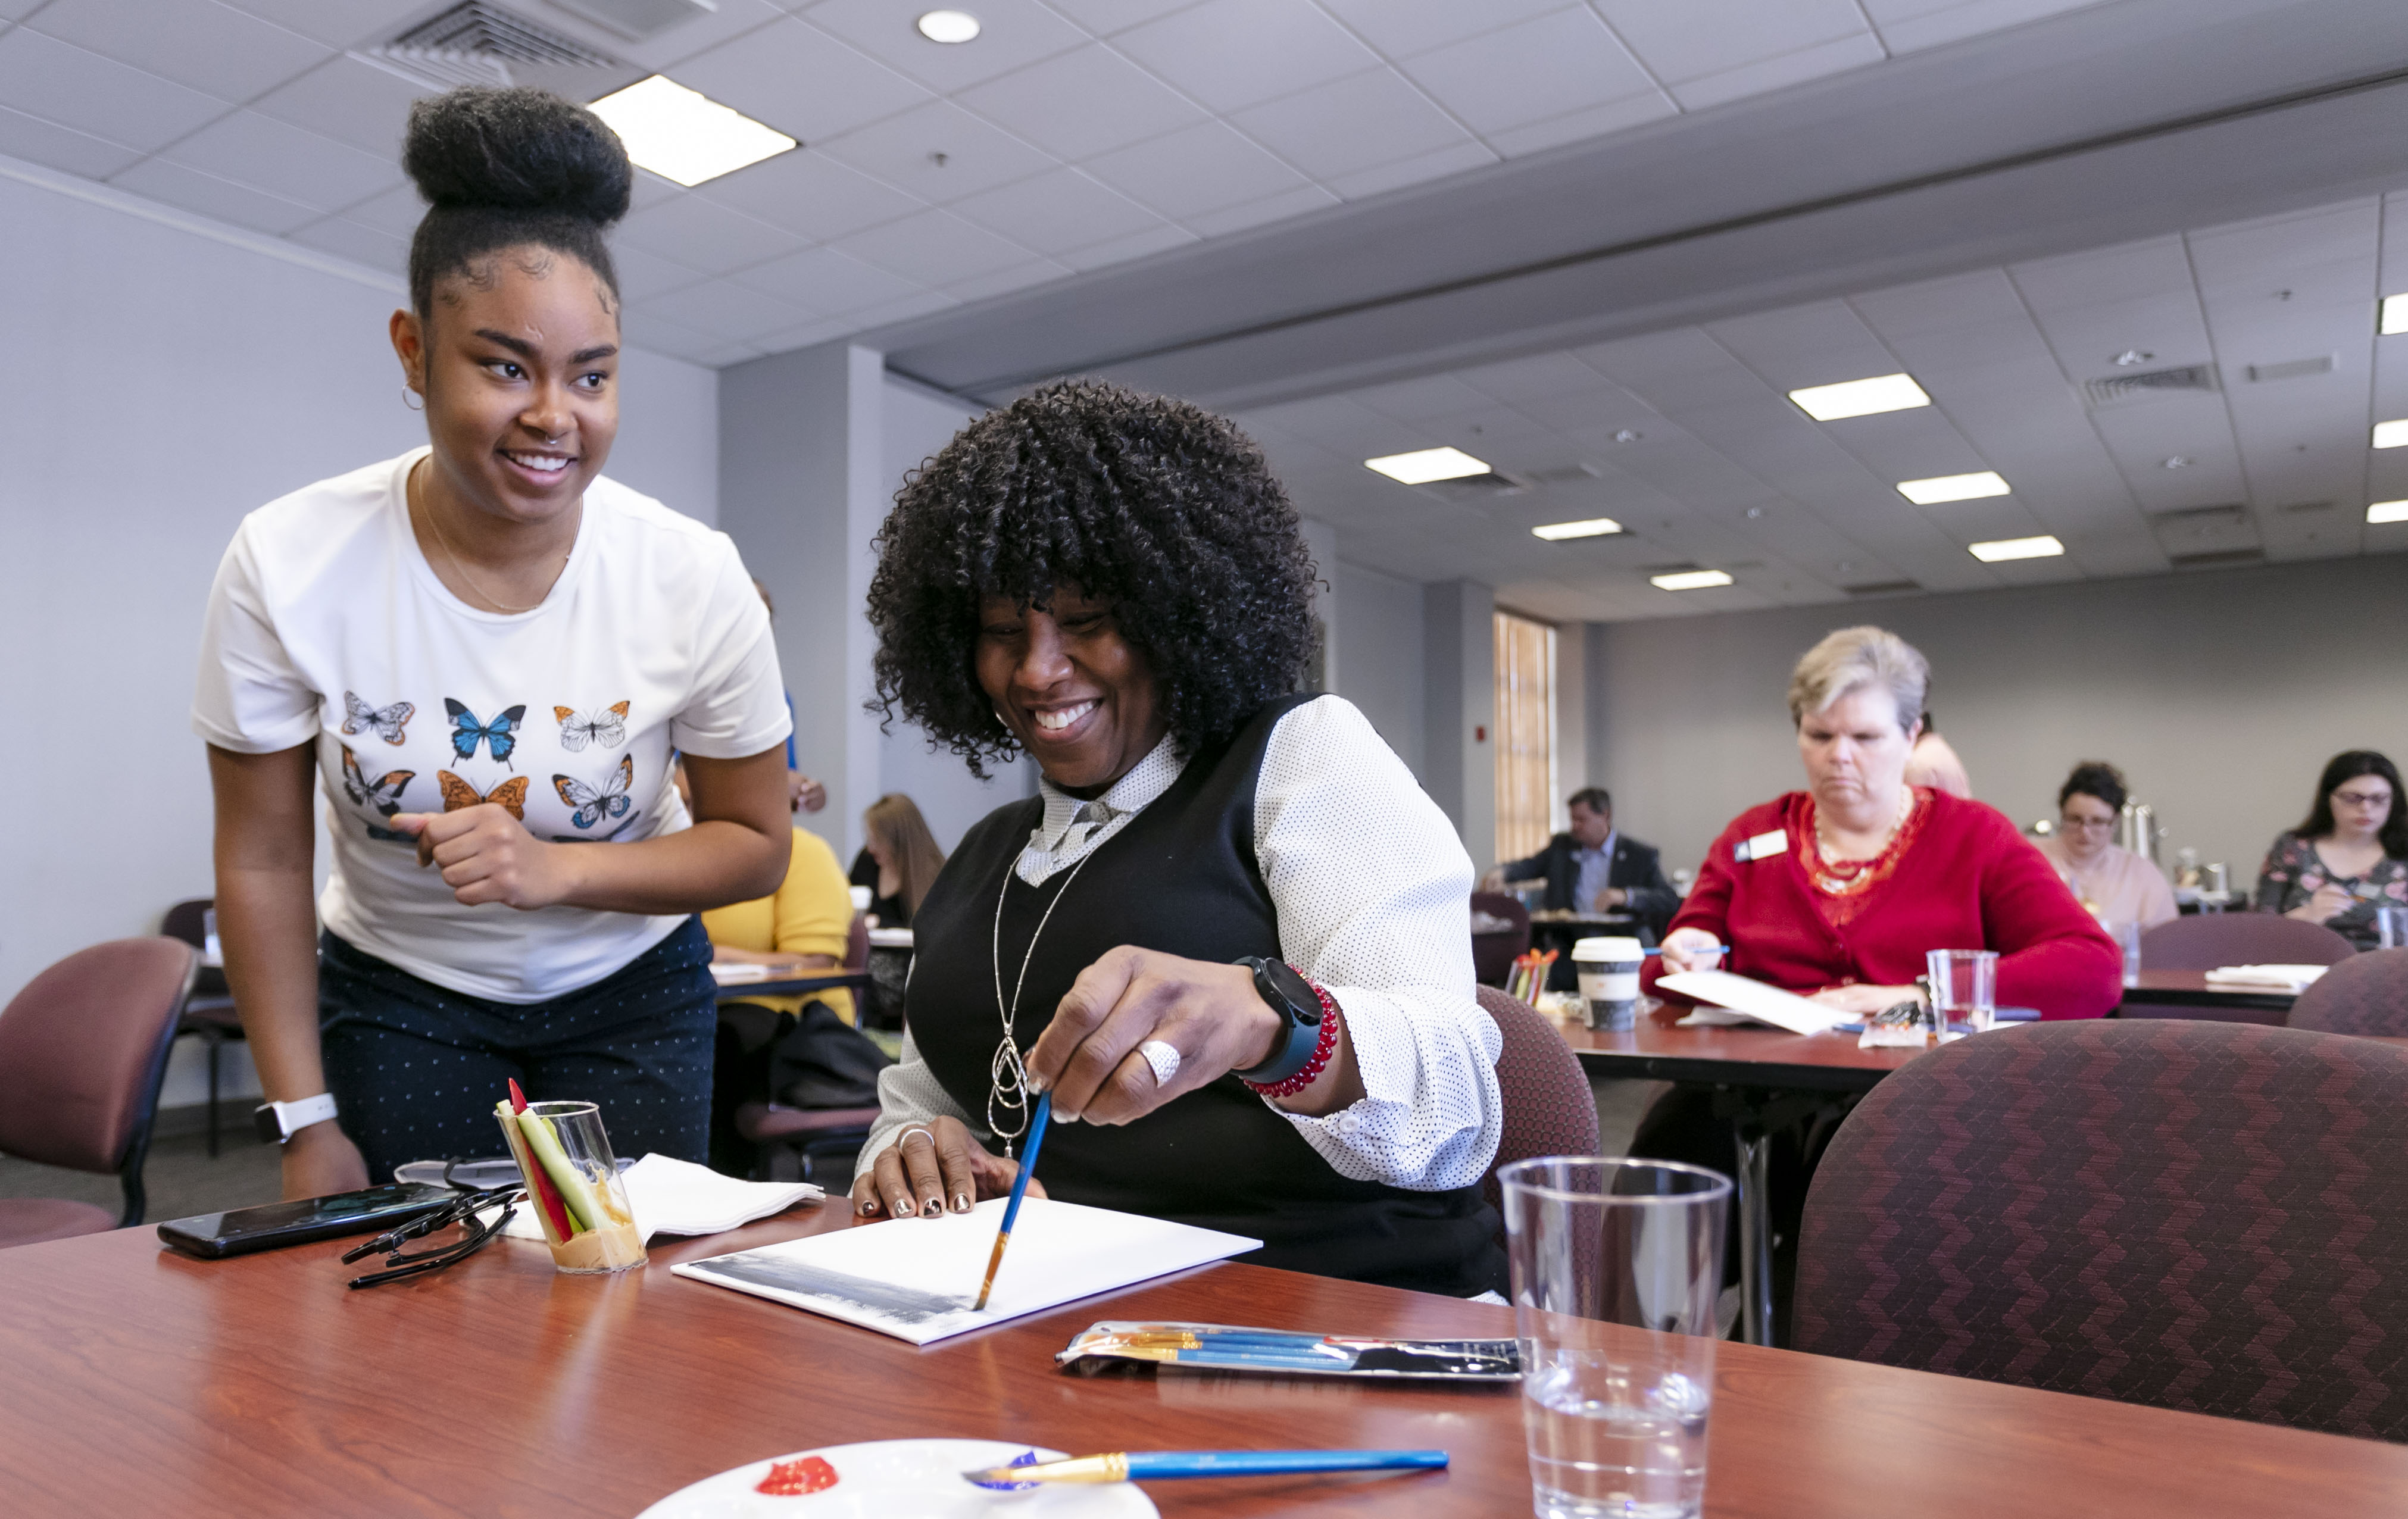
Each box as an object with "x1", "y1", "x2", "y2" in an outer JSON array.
[
  {"x1": 1502, "y1": 1157, "x2": 1731, "y2": 1519},
  {"x1": 495, "y1": 1101, "x2": 646, "y2": 1274},
  {"x1": 1926, "y1": 948, "x2": 1999, "y2": 1033},
  {"x1": 2376, "y1": 903, "x2": 2407, "y2": 950},
  {"x1": 2106, "y1": 921, "x2": 2144, "y2": 986}
]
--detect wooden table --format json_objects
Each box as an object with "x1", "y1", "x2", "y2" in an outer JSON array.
[
  {"x1": 4, "y1": 1214, "x2": 2403, "y2": 1517},
  {"x1": 2117, "y1": 968, "x2": 2300, "y2": 1020}
]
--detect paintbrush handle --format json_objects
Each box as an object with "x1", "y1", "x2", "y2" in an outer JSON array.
[
  {"x1": 1127, "y1": 1450, "x2": 1448, "y2": 1479},
  {"x1": 973, "y1": 1090, "x2": 1051, "y2": 1311}
]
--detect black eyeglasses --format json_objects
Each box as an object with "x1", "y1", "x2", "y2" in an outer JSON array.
[{"x1": 344, "y1": 1161, "x2": 526, "y2": 1289}]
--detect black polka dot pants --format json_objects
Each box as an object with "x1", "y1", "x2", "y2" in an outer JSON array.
[{"x1": 317, "y1": 918, "x2": 716, "y2": 1183}]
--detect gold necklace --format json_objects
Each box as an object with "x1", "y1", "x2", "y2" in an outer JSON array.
[
  {"x1": 411, "y1": 462, "x2": 573, "y2": 615},
  {"x1": 1817, "y1": 784, "x2": 1913, "y2": 862}
]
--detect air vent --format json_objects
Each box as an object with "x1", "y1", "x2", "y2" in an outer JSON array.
[
  {"x1": 1639, "y1": 561, "x2": 1701, "y2": 574},
  {"x1": 2279, "y1": 500, "x2": 2334, "y2": 515},
  {"x1": 2168, "y1": 547, "x2": 2264, "y2": 569},
  {"x1": 1842, "y1": 579, "x2": 1922, "y2": 598},
  {"x1": 2082, "y1": 364, "x2": 2219, "y2": 407},
  {"x1": 2247, "y1": 354, "x2": 2334, "y2": 383},
  {"x1": 360, "y1": 2, "x2": 620, "y2": 90},
  {"x1": 549, "y1": 0, "x2": 719, "y2": 43},
  {"x1": 1425, "y1": 471, "x2": 1530, "y2": 498},
  {"x1": 2151, "y1": 503, "x2": 2248, "y2": 529},
  {"x1": 1524, "y1": 463, "x2": 1603, "y2": 485}
]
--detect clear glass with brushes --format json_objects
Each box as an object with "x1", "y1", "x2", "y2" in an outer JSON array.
[
  {"x1": 494, "y1": 1099, "x2": 645, "y2": 1273},
  {"x1": 1502, "y1": 1157, "x2": 1729, "y2": 1519}
]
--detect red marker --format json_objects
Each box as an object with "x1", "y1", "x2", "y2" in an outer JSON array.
[{"x1": 508, "y1": 1079, "x2": 574, "y2": 1243}]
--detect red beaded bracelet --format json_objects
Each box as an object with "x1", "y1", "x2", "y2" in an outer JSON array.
[{"x1": 1244, "y1": 976, "x2": 1341, "y2": 1099}]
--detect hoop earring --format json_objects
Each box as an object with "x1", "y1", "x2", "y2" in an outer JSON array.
[{"x1": 402, "y1": 384, "x2": 424, "y2": 412}]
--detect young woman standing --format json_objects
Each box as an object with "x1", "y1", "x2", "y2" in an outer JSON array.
[{"x1": 195, "y1": 87, "x2": 791, "y2": 1199}]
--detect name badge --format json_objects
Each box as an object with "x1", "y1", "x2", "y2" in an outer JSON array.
[{"x1": 1734, "y1": 829, "x2": 1787, "y2": 863}]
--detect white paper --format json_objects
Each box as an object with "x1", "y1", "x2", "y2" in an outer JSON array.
[
  {"x1": 708, "y1": 961, "x2": 771, "y2": 984},
  {"x1": 501, "y1": 1153, "x2": 820, "y2": 1242},
  {"x1": 866, "y1": 927, "x2": 914, "y2": 949},
  {"x1": 672, "y1": 1196, "x2": 1260, "y2": 1345},
  {"x1": 2205, "y1": 964, "x2": 2331, "y2": 991},
  {"x1": 1659, "y1": 970, "x2": 1848, "y2": 1035}
]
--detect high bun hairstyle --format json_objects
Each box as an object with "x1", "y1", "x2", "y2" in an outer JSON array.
[
  {"x1": 2059, "y1": 760, "x2": 2129, "y2": 815},
  {"x1": 402, "y1": 85, "x2": 632, "y2": 320}
]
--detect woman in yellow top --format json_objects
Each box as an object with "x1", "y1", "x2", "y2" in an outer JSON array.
[{"x1": 702, "y1": 827, "x2": 858, "y2": 1025}]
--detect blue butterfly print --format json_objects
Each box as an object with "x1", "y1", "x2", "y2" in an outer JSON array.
[
  {"x1": 553, "y1": 755, "x2": 634, "y2": 830},
  {"x1": 551, "y1": 812, "x2": 642, "y2": 843},
  {"x1": 444, "y1": 699, "x2": 526, "y2": 768}
]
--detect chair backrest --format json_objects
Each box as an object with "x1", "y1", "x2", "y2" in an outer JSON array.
[
  {"x1": 1794, "y1": 1020, "x2": 2408, "y2": 1441},
  {"x1": 2287, "y1": 948, "x2": 2408, "y2": 1035},
  {"x1": 160, "y1": 898, "x2": 211, "y2": 948},
  {"x1": 1469, "y1": 892, "x2": 1533, "y2": 985},
  {"x1": 2139, "y1": 912, "x2": 2354, "y2": 970},
  {"x1": 1475, "y1": 987, "x2": 1600, "y2": 1227},
  {"x1": 0, "y1": 939, "x2": 196, "y2": 1173},
  {"x1": 844, "y1": 911, "x2": 869, "y2": 972}
]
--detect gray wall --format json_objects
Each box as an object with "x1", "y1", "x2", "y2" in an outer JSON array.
[
  {"x1": 1334, "y1": 561, "x2": 1427, "y2": 778},
  {"x1": 1423, "y1": 579, "x2": 1498, "y2": 868},
  {"x1": 1587, "y1": 554, "x2": 2408, "y2": 886},
  {"x1": 0, "y1": 159, "x2": 719, "y2": 1105}
]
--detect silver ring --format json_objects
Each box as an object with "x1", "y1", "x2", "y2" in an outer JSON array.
[
  {"x1": 896, "y1": 1124, "x2": 935, "y2": 1150},
  {"x1": 1138, "y1": 1039, "x2": 1181, "y2": 1086}
]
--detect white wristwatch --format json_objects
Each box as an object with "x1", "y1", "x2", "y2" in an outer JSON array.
[{"x1": 253, "y1": 1092, "x2": 339, "y2": 1144}]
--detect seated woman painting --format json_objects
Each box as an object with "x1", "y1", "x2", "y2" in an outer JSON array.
[{"x1": 846, "y1": 380, "x2": 1504, "y2": 1296}]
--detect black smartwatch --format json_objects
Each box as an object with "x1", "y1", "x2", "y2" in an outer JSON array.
[{"x1": 1230, "y1": 957, "x2": 1323, "y2": 1084}]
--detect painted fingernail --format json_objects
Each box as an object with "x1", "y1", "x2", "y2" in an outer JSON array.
[
  {"x1": 859, "y1": 1196, "x2": 877, "y2": 1215},
  {"x1": 954, "y1": 1193, "x2": 972, "y2": 1213},
  {"x1": 921, "y1": 1197, "x2": 943, "y2": 1218}
]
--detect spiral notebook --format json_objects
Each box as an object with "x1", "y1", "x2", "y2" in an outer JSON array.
[{"x1": 673, "y1": 1197, "x2": 1258, "y2": 1345}]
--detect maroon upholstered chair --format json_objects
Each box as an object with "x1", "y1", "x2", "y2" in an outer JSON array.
[
  {"x1": 161, "y1": 897, "x2": 246, "y2": 1155},
  {"x1": 1470, "y1": 892, "x2": 1532, "y2": 986},
  {"x1": 2287, "y1": 948, "x2": 2408, "y2": 1036},
  {"x1": 2130, "y1": 913, "x2": 2356, "y2": 1025},
  {"x1": 1794, "y1": 1020, "x2": 2408, "y2": 1441},
  {"x1": 1476, "y1": 987, "x2": 1601, "y2": 1233},
  {"x1": 0, "y1": 938, "x2": 198, "y2": 1247}
]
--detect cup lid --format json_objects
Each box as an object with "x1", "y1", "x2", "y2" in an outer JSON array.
[{"x1": 1572, "y1": 936, "x2": 1644, "y2": 961}]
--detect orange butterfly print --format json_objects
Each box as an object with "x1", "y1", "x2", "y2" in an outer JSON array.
[{"x1": 437, "y1": 770, "x2": 529, "y2": 820}]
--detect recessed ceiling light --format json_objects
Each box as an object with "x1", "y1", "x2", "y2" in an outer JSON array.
[
  {"x1": 1897, "y1": 471, "x2": 2010, "y2": 504},
  {"x1": 1364, "y1": 446, "x2": 1488, "y2": 484},
  {"x1": 2162, "y1": 456, "x2": 2191, "y2": 469},
  {"x1": 1532, "y1": 518, "x2": 1623, "y2": 541},
  {"x1": 916, "y1": 9, "x2": 980, "y2": 42},
  {"x1": 2369, "y1": 500, "x2": 2408, "y2": 524},
  {"x1": 1611, "y1": 429, "x2": 1643, "y2": 443},
  {"x1": 2113, "y1": 349, "x2": 2154, "y2": 367},
  {"x1": 2382, "y1": 295, "x2": 2408, "y2": 335},
  {"x1": 2375, "y1": 419, "x2": 2408, "y2": 449},
  {"x1": 1969, "y1": 534, "x2": 2064, "y2": 562},
  {"x1": 1650, "y1": 569, "x2": 1734, "y2": 590},
  {"x1": 1787, "y1": 373, "x2": 1931, "y2": 421},
  {"x1": 588, "y1": 75, "x2": 795, "y2": 187}
]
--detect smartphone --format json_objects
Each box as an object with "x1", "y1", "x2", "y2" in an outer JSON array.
[{"x1": 157, "y1": 1183, "x2": 458, "y2": 1259}]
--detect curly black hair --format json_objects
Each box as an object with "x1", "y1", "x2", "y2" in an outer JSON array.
[
  {"x1": 402, "y1": 86, "x2": 630, "y2": 320},
  {"x1": 867, "y1": 379, "x2": 1319, "y2": 778},
  {"x1": 2059, "y1": 760, "x2": 2129, "y2": 815}
]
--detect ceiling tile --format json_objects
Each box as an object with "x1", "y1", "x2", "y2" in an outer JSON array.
[
  {"x1": 947, "y1": 166, "x2": 1166, "y2": 255},
  {"x1": 1869, "y1": 0, "x2": 2109, "y2": 55},
  {"x1": 29, "y1": 0, "x2": 330, "y2": 100},
  {"x1": 1398, "y1": 8, "x2": 1657, "y2": 137},
  {"x1": 608, "y1": 242, "x2": 707, "y2": 301},
  {"x1": 215, "y1": 0, "x2": 424, "y2": 49},
  {"x1": 816, "y1": 98, "x2": 1059, "y2": 205},
  {"x1": 610, "y1": 1, "x2": 814, "y2": 74},
  {"x1": 1323, "y1": 139, "x2": 1497, "y2": 200},
  {"x1": 832, "y1": 207, "x2": 1035, "y2": 286},
  {"x1": 1704, "y1": 301, "x2": 1895, "y2": 389},
  {"x1": 1594, "y1": 0, "x2": 1867, "y2": 85},
  {"x1": 334, "y1": 180, "x2": 423, "y2": 235},
  {"x1": 1114, "y1": 0, "x2": 1385, "y2": 115},
  {"x1": 1183, "y1": 182, "x2": 1338, "y2": 237},
  {"x1": 248, "y1": 54, "x2": 427, "y2": 157},
  {"x1": 617, "y1": 195, "x2": 811, "y2": 276},
  {"x1": 0, "y1": 28, "x2": 230, "y2": 151},
  {"x1": 1666, "y1": 32, "x2": 1887, "y2": 112},
  {"x1": 802, "y1": 0, "x2": 1089, "y2": 91},
  {"x1": 1484, "y1": 90, "x2": 1676, "y2": 157},
  {"x1": 619, "y1": 309, "x2": 720, "y2": 365},
  {"x1": 696, "y1": 148, "x2": 926, "y2": 242},
  {"x1": 955, "y1": 42, "x2": 1208, "y2": 161},
  {"x1": 1848, "y1": 270, "x2": 2030, "y2": 337},
  {"x1": 1315, "y1": 0, "x2": 1569, "y2": 61},
  {"x1": 0, "y1": 99, "x2": 143, "y2": 177},
  {"x1": 108, "y1": 157, "x2": 319, "y2": 234},
  {"x1": 1083, "y1": 118, "x2": 1312, "y2": 219},
  {"x1": 285, "y1": 213, "x2": 406, "y2": 272},
  {"x1": 640, "y1": 279, "x2": 816, "y2": 342},
  {"x1": 1054, "y1": 220, "x2": 1199, "y2": 271},
  {"x1": 2009, "y1": 236, "x2": 2191, "y2": 311},
  {"x1": 1038, "y1": 0, "x2": 1200, "y2": 35},
  {"x1": 845, "y1": 287, "x2": 960, "y2": 327},
  {"x1": 732, "y1": 245, "x2": 928, "y2": 313},
  {"x1": 942, "y1": 258, "x2": 1077, "y2": 302},
  {"x1": 668, "y1": 15, "x2": 932, "y2": 145},
  {"x1": 1228, "y1": 65, "x2": 1474, "y2": 181},
  {"x1": 161, "y1": 110, "x2": 402, "y2": 212}
]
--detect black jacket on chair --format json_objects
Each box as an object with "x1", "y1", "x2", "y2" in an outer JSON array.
[{"x1": 1500, "y1": 833, "x2": 1679, "y2": 931}]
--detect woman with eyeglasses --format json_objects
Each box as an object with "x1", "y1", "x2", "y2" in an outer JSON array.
[
  {"x1": 2034, "y1": 761, "x2": 2176, "y2": 929},
  {"x1": 2253, "y1": 751, "x2": 2407, "y2": 950}
]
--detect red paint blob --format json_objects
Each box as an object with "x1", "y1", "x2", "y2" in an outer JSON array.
[{"x1": 755, "y1": 1455, "x2": 840, "y2": 1496}]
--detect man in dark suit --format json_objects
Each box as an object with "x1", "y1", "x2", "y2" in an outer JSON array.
[{"x1": 1486, "y1": 787, "x2": 1679, "y2": 934}]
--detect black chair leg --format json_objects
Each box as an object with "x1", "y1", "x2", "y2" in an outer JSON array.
[{"x1": 204, "y1": 1027, "x2": 224, "y2": 1158}]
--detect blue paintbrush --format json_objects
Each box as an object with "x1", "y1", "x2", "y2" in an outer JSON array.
[
  {"x1": 972, "y1": 1089, "x2": 1050, "y2": 1311},
  {"x1": 964, "y1": 1448, "x2": 1449, "y2": 1487}
]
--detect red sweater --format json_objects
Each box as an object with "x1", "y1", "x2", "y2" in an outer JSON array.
[{"x1": 1641, "y1": 790, "x2": 2122, "y2": 1019}]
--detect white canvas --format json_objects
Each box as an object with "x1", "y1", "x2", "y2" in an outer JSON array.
[{"x1": 1657, "y1": 970, "x2": 1851, "y2": 1035}]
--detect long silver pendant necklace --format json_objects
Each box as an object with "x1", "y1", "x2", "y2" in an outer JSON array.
[{"x1": 988, "y1": 851, "x2": 1097, "y2": 1159}]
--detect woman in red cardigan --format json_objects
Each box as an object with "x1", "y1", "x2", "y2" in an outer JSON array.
[{"x1": 1648, "y1": 627, "x2": 2119, "y2": 1017}]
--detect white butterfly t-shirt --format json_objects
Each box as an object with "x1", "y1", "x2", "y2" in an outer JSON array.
[{"x1": 192, "y1": 446, "x2": 791, "y2": 1003}]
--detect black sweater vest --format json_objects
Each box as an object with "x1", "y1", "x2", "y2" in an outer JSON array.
[{"x1": 907, "y1": 696, "x2": 1502, "y2": 1296}]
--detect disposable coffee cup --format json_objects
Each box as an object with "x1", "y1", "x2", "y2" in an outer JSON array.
[{"x1": 1573, "y1": 935, "x2": 1644, "y2": 1032}]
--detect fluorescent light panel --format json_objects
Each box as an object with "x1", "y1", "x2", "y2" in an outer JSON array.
[
  {"x1": 1650, "y1": 570, "x2": 1733, "y2": 590},
  {"x1": 1788, "y1": 373, "x2": 1931, "y2": 421},
  {"x1": 2375, "y1": 419, "x2": 2408, "y2": 449},
  {"x1": 2382, "y1": 294, "x2": 2408, "y2": 335},
  {"x1": 1532, "y1": 517, "x2": 1623, "y2": 541},
  {"x1": 588, "y1": 75, "x2": 795, "y2": 187},
  {"x1": 1897, "y1": 470, "x2": 2010, "y2": 504},
  {"x1": 2369, "y1": 500, "x2": 2408, "y2": 524},
  {"x1": 1969, "y1": 535, "x2": 2063, "y2": 562},
  {"x1": 1364, "y1": 446, "x2": 1488, "y2": 485}
]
